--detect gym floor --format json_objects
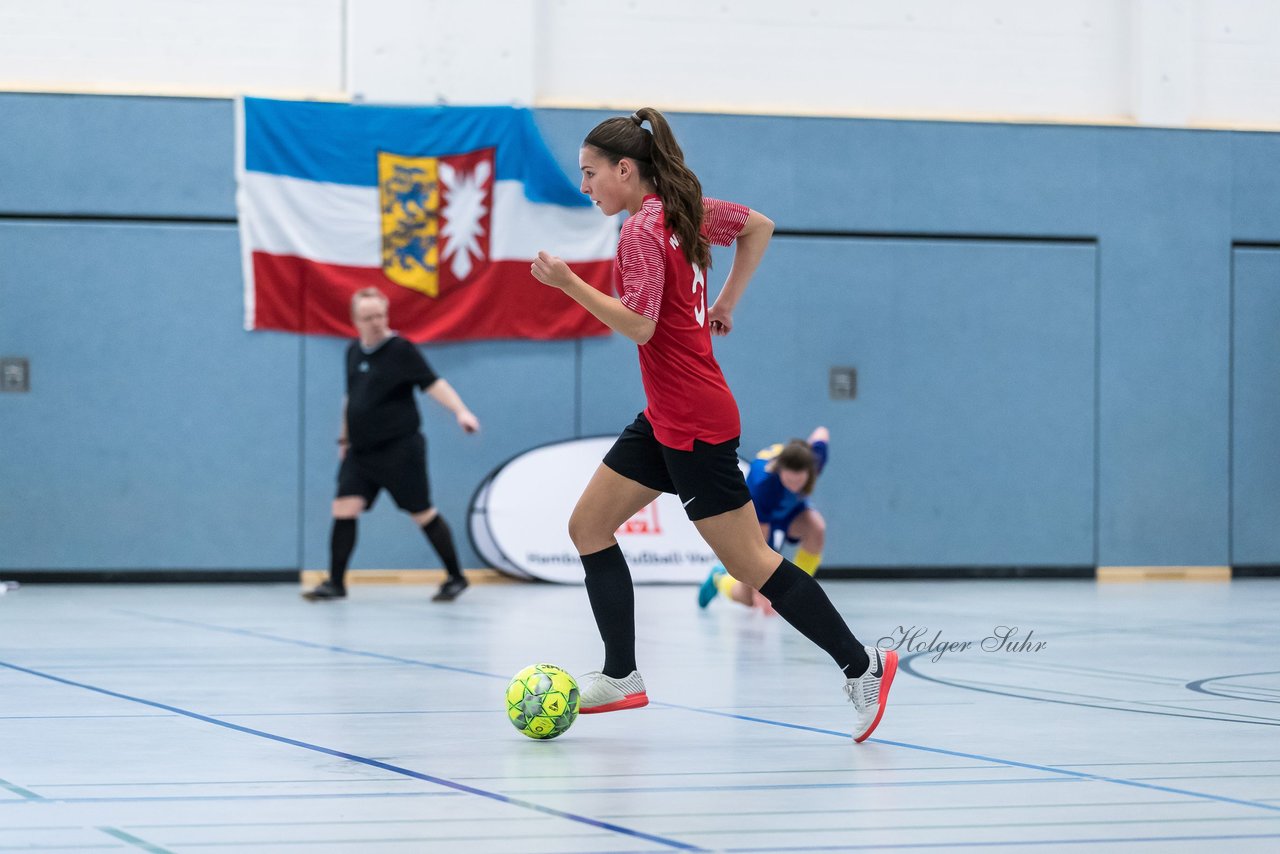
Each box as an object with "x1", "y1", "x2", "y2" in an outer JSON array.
[{"x1": 1, "y1": 577, "x2": 1278, "y2": 852}]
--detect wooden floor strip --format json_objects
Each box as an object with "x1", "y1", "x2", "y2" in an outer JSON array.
[{"x1": 1097, "y1": 565, "x2": 1232, "y2": 583}]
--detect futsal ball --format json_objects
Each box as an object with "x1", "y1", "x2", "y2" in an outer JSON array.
[{"x1": 506, "y1": 663, "x2": 579, "y2": 739}]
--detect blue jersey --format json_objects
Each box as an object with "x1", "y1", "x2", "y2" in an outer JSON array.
[{"x1": 746, "y1": 440, "x2": 828, "y2": 534}]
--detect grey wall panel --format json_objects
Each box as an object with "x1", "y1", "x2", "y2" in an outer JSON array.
[
  {"x1": 0, "y1": 93, "x2": 235, "y2": 218},
  {"x1": 1232, "y1": 248, "x2": 1280, "y2": 565},
  {"x1": 1095, "y1": 129, "x2": 1233, "y2": 566},
  {"x1": 577, "y1": 335, "x2": 645, "y2": 438},
  {"x1": 1232, "y1": 132, "x2": 1280, "y2": 241},
  {"x1": 711, "y1": 237, "x2": 1097, "y2": 567},
  {"x1": 533, "y1": 110, "x2": 1102, "y2": 238},
  {"x1": 0, "y1": 221, "x2": 299, "y2": 569}
]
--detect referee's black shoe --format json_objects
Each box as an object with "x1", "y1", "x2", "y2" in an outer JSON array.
[
  {"x1": 432, "y1": 575, "x2": 469, "y2": 602},
  {"x1": 302, "y1": 580, "x2": 347, "y2": 601}
]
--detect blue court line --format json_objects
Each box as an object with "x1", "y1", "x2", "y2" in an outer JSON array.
[
  {"x1": 123, "y1": 814, "x2": 578, "y2": 830},
  {"x1": 0, "y1": 847, "x2": 118, "y2": 853},
  {"x1": 1188, "y1": 670, "x2": 1280, "y2": 704},
  {"x1": 105, "y1": 800, "x2": 1228, "y2": 831},
  {"x1": 112, "y1": 610, "x2": 505, "y2": 679},
  {"x1": 35, "y1": 778, "x2": 401, "y2": 793},
  {"x1": 0, "y1": 660, "x2": 703, "y2": 852},
  {"x1": 1053, "y1": 758, "x2": 1280, "y2": 768},
  {"x1": 594, "y1": 798, "x2": 1178, "y2": 819},
  {"x1": 655, "y1": 702, "x2": 1280, "y2": 815},
  {"x1": 34, "y1": 777, "x2": 405, "y2": 788},
  {"x1": 1130, "y1": 772, "x2": 1280, "y2": 782},
  {"x1": 132, "y1": 831, "x2": 646, "y2": 849},
  {"x1": 1200, "y1": 687, "x2": 1280, "y2": 702},
  {"x1": 0, "y1": 714, "x2": 171, "y2": 720},
  {"x1": 984, "y1": 657, "x2": 1186, "y2": 686},
  {"x1": 498, "y1": 777, "x2": 1071, "y2": 795},
  {"x1": 900, "y1": 651, "x2": 1280, "y2": 728},
  {"x1": 942, "y1": 673, "x2": 1280, "y2": 724},
  {"x1": 651, "y1": 815, "x2": 1280, "y2": 837},
  {"x1": 876, "y1": 739, "x2": 1280, "y2": 816},
  {"x1": 721, "y1": 831, "x2": 1280, "y2": 851},
  {"x1": 129, "y1": 608, "x2": 1257, "y2": 728},
  {"x1": 453, "y1": 763, "x2": 995, "y2": 781},
  {"x1": 2, "y1": 710, "x2": 496, "y2": 720},
  {"x1": 0, "y1": 791, "x2": 452, "y2": 805},
  {"x1": 110, "y1": 611, "x2": 1280, "y2": 817},
  {"x1": 219, "y1": 708, "x2": 496, "y2": 717}
]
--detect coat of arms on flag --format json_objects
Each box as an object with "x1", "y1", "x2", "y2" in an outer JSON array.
[
  {"x1": 378, "y1": 147, "x2": 495, "y2": 298},
  {"x1": 236, "y1": 98, "x2": 618, "y2": 342}
]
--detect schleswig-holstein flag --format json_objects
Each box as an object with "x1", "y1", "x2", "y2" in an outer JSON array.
[{"x1": 237, "y1": 97, "x2": 617, "y2": 341}]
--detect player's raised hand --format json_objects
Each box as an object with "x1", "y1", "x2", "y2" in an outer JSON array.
[{"x1": 531, "y1": 251, "x2": 574, "y2": 289}]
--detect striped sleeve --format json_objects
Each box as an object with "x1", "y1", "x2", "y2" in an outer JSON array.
[
  {"x1": 617, "y1": 222, "x2": 665, "y2": 323},
  {"x1": 701, "y1": 197, "x2": 751, "y2": 247}
]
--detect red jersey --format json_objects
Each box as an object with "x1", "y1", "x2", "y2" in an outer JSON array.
[{"x1": 616, "y1": 195, "x2": 751, "y2": 450}]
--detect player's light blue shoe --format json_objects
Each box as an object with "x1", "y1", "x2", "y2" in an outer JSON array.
[{"x1": 698, "y1": 564, "x2": 727, "y2": 609}]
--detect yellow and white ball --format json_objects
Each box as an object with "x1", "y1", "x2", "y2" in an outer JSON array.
[{"x1": 506, "y1": 663, "x2": 579, "y2": 739}]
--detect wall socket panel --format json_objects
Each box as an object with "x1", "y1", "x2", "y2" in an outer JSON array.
[
  {"x1": 1, "y1": 358, "x2": 30, "y2": 392},
  {"x1": 829, "y1": 366, "x2": 856, "y2": 400}
]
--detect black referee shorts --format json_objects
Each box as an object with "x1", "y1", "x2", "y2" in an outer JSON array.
[
  {"x1": 337, "y1": 432, "x2": 432, "y2": 514},
  {"x1": 603, "y1": 412, "x2": 750, "y2": 522}
]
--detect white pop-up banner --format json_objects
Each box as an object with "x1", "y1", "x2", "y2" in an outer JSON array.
[{"x1": 469, "y1": 437, "x2": 747, "y2": 584}]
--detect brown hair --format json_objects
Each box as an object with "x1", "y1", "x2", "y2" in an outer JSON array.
[
  {"x1": 583, "y1": 107, "x2": 710, "y2": 270},
  {"x1": 776, "y1": 440, "x2": 819, "y2": 496}
]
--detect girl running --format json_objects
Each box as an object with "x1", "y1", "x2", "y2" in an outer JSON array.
[{"x1": 530, "y1": 108, "x2": 895, "y2": 742}]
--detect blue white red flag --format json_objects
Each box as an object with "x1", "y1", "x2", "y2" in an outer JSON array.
[{"x1": 237, "y1": 97, "x2": 617, "y2": 341}]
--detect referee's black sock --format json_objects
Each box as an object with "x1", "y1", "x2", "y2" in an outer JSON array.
[
  {"x1": 329, "y1": 518, "x2": 357, "y2": 588},
  {"x1": 580, "y1": 543, "x2": 637, "y2": 678},
  {"x1": 422, "y1": 515, "x2": 463, "y2": 580},
  {"x1": 760, "y1": 558, "x2": 870, "y2": 678}
]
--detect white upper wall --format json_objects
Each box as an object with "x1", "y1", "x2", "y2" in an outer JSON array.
[
  {"x1": 538, "y1": 0, "x2": 1135, "y2": 123},
  {"x1": 1193, "y1": 0, "x2": 1280, "y2": 127},
  {"x1": 0, "y1": 0, "x2": 1277, "y2": 129},
  {"x1": 0, "y1": 0, "x2": 345, "y2": 98},
  {"x1": 347, "y1": 0, "x2": 537, "y2": 106}
]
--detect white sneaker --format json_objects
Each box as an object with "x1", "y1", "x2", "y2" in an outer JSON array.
[
  {"x1": 845, "y1": 646, "x2": 898, "y2": 743},
  {"x1": 578, "y1": 670, "x2": 649, "y2": 714}
]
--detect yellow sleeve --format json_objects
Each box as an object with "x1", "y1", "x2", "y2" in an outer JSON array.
[{"x1": 756, "y1": 443, "x2": 784, "y2": 462}]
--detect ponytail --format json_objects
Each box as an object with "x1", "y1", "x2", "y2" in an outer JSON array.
[{"x1": 583, "y1": 107, "x2": 710, "y2": 269}]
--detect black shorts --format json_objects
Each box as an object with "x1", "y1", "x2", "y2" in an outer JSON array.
[
  {"x1": 602, "y1": 412, "x2": 751, "y2": 522},
  {"x1": 337, "y1": 432, "x2": 431, "y2": 514}
]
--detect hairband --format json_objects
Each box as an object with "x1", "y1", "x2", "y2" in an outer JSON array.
[{"x1": 630, "y1": 112, "x2": 644, "y2": 127}]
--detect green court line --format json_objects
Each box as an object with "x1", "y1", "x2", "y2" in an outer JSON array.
[
  {"x1": 0, "y1": 777, "x2": 45, "y2": 801},
  {"x1": 98, "y1": 827, "x2": 176, "y2": 854}
]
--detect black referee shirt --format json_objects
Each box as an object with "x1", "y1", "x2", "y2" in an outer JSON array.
[{"x1": 345, "y1": 335, "x2": 439, "y2": 451}]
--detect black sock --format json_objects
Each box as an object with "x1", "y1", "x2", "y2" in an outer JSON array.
[
  {"x1": 760, "y1": 558, "x2": 870, "y2": 678},
  {"x1": 581, "y1": 543, "x2": 636, "y2": 678},
  {"x1": 422, "y1": 515, "x2": 463, "y2": 580},
  {"x1": 329, "y1": 518, "x2": 357, "y2": 588}
]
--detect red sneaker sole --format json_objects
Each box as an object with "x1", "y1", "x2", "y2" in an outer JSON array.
[
  {"x1": 579, "y1": 693, "x2": 649, "y2": 714},
  {"x1": 853, "y1": 650, "x2": 898, "y2": 743}
]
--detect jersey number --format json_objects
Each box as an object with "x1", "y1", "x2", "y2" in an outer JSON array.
[{"x1": 692, "y1": 263, "x2": 706, "y2": 327}]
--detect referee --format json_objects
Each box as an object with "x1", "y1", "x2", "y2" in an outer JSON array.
[{"x1": 303, "y1": 287, "x2": 481, "y2": 603}]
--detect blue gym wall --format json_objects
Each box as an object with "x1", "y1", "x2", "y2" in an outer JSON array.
[{"x1": 1, "y1": 94, "x2": 1277, "y2": 574}]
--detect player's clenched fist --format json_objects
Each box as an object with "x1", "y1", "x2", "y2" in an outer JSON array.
[{"x1": 531, "y1": 251, "x2": 573, "y2": 289}]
